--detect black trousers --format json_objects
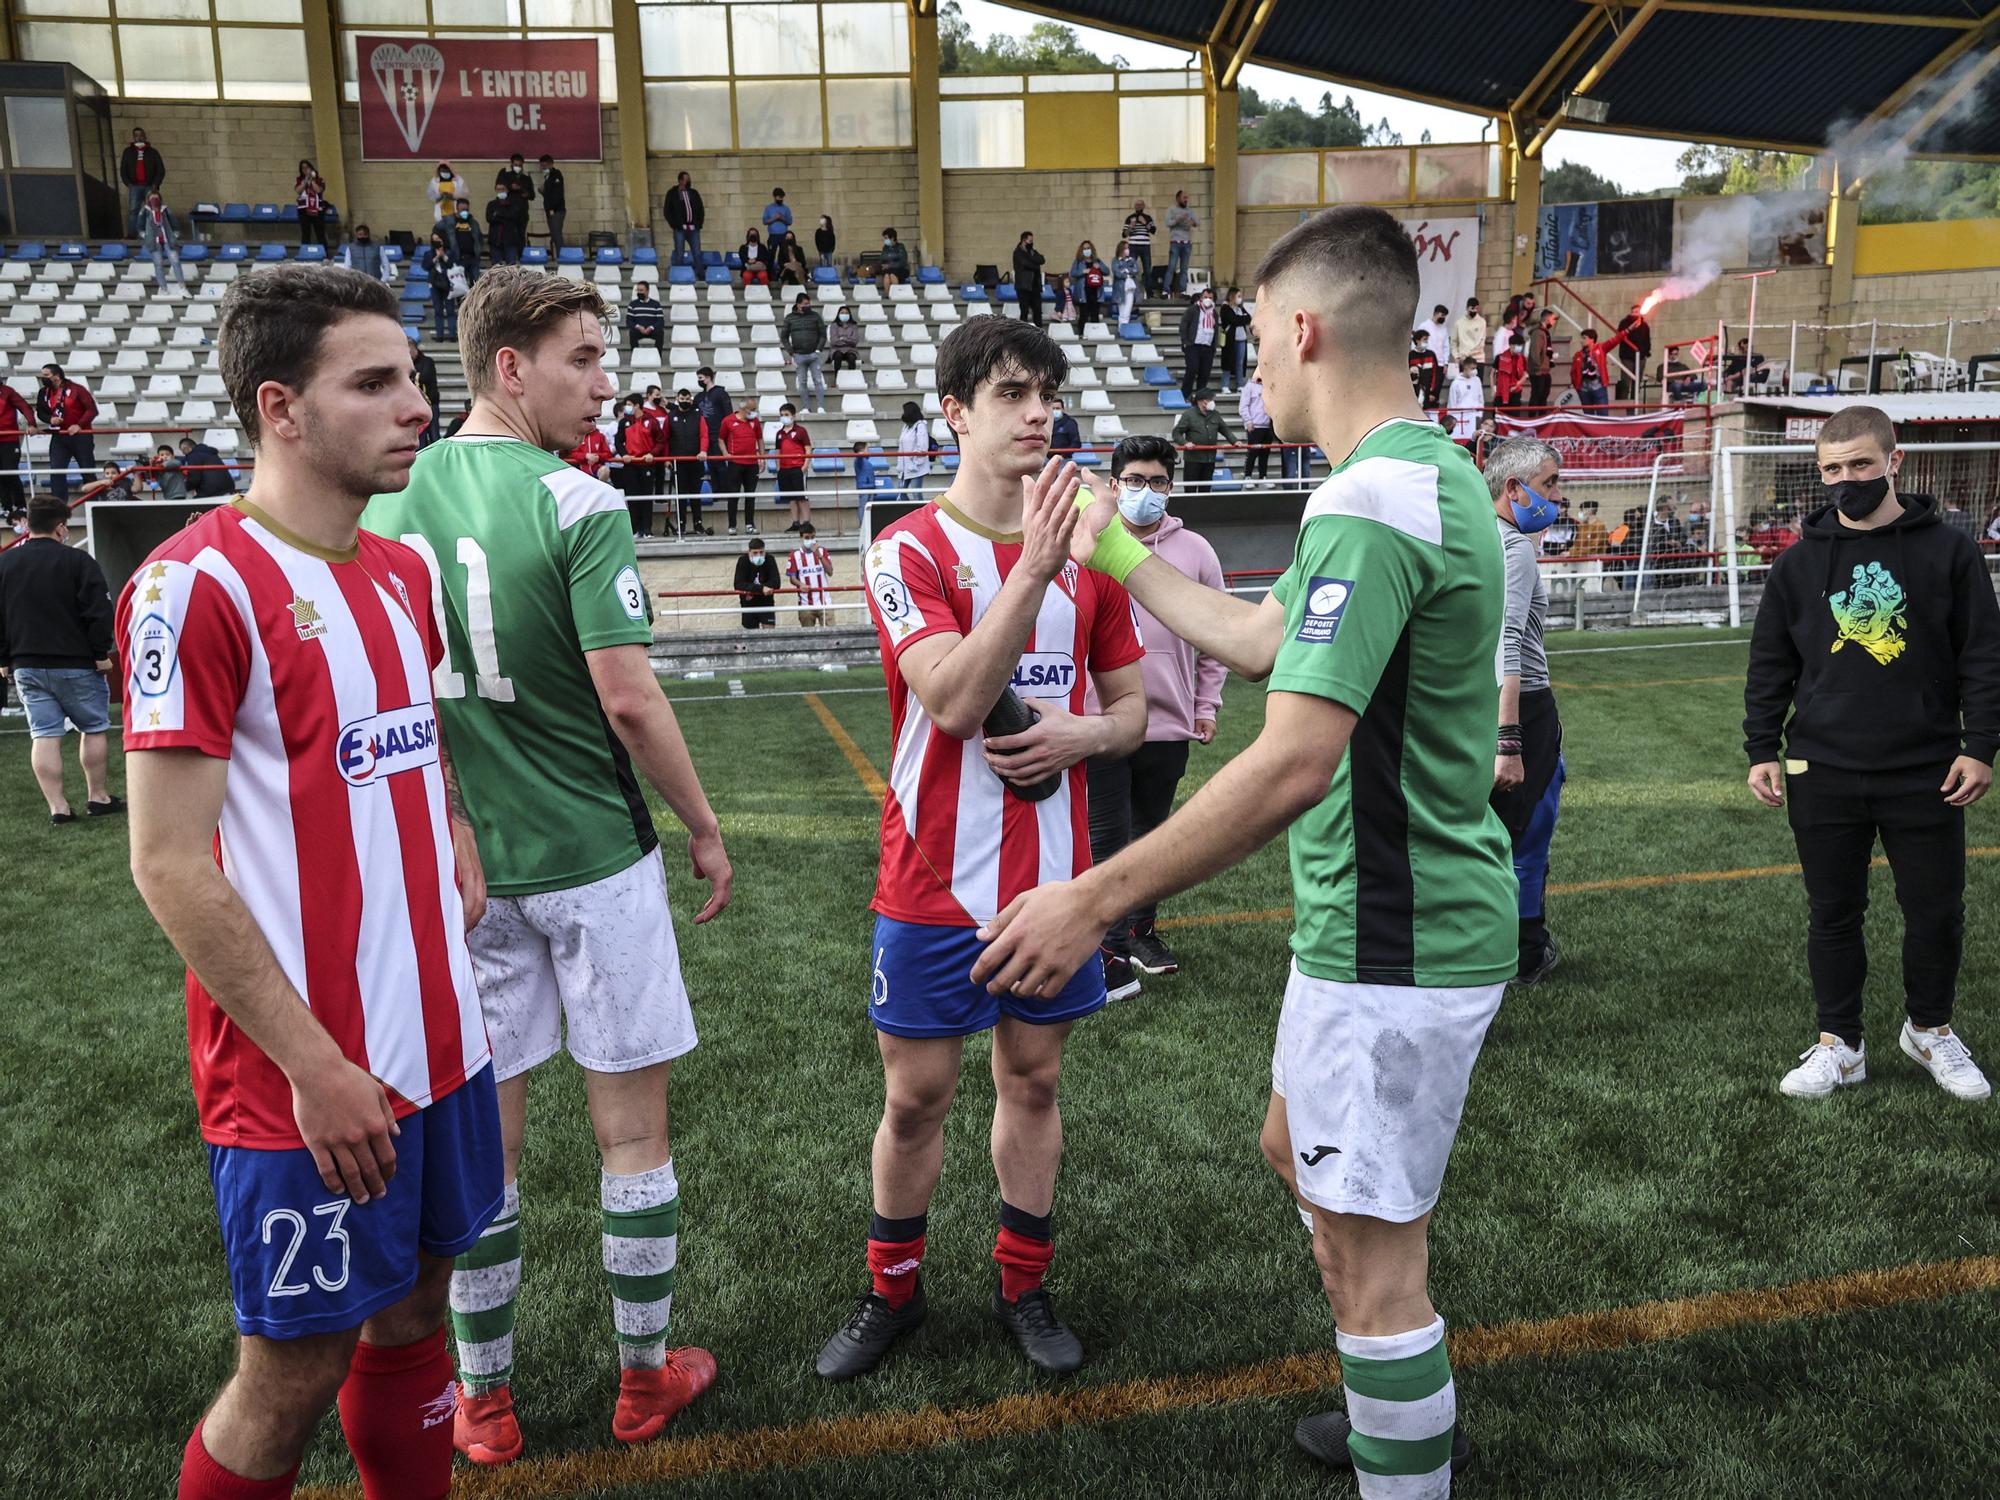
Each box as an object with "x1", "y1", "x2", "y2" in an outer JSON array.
[
  {"x1": 1489, "y1": 687, "x2": 1562, "y2": 960},
  {"x1": 1183, "y1": 451, "x2": 1216, "y2": 490},
  {"x1": 1529, "y1": 374, "x2": 1552, "y2": 408},
  {"x1": 1086, "y1": 739, "x2": 1192, "y2": 942},
  {"x1": 673, "y1": 457, "x2": 705, "y2": 526},
  {"x1": 47, "y1": 432, "x2": 95, "y2": 502},
  {"x1": 1181, "y1": 343, "x2": 1214, "y2": 400},
  {"x1": 1785, "y1": 762, "x2": 1964, "y2": 1046},
  {"x1": 1018, "y1": 286, "x2": 1042, "y2": 326},
  {"x1": 0, "y1": 439, "x2": 21, "y2": 511},
  {"x1": 1244, "y1": 425, "x2": 1274, "y2": 479}
]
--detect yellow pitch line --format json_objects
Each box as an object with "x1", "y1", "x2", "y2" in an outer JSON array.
[
  {"x1": 806, "y1": 692, "x2": 886, "y2": 799},
  {"x1": 1159, "y1": 848, "x2": 2000, "y2": 931},
  {"x1": 296, "y1": 1255, "x2": 2000, "y2": 1500}
]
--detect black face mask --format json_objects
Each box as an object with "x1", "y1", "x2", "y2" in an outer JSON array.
[{"x1": 1829, "y1": 473, "x2": 1891, "y2": 521}]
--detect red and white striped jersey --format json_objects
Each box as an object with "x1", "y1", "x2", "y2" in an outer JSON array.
[
  {"x1": 116, "y1": 502, "x2": 489, "y2": 1149},
  {"x1": 788, "y1": 543, "x2": 832, "y2": 608},
  {"x1": 863, "y1": 498, "x2": 1143, "y2": 926}
]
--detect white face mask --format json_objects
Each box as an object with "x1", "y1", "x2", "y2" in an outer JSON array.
[
  {"x1": 749, "y1": 552, "x2": 765, "y2": 564},
  {"x1": 496, "y1": 191, "x2": 508, "y2": 200},
  {"x1": 1082, "y1": 246, "x2": 1093, "y2": 257},
  {"x1": 781, "y1": 416, "x2": 794, "y2": 428},
  {"x1": 1118, "y1": 489, "x2": 1169, "y2": 527},
  {"x1": 837, "y1": 313, "x2": 850, "y2": 322},
  {"x1": 622, "y1": 404, "x2": 634, "y2": 415}
]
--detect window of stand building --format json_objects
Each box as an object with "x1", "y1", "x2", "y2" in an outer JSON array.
[{"x1": 14, "y1": 0, "x2": 309, "y2": 100}]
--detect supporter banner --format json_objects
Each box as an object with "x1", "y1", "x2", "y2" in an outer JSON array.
[
  {"x1": 1534, "y1": 203, "x2": 1597, "y2": 280},
  {"x1": 1596, "y1": 198, "x2": 1672, "y2": 278},
  {"x1": 1497, "y1": 407, "x2": 1687, "y2": 476},
  {"x1": 1402, "y1": 216, "x2": 1478, "y2": 326},
  {"x1": 358, "y1": 35, "x2": 601, "y2": 162}
]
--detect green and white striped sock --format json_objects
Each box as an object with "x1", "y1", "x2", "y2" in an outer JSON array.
[
  {"x1": 1338, "y1": 1315, "x2": 1456, "y2": 1498},
  {"x1": 450, "y1": 1179, "x2": 521, "y2": 1394},
  {"x1": 603, "y1": 1161, "x2": 680, "y2": 1372}
]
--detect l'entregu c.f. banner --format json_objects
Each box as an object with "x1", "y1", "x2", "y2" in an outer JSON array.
[{"x1": 357, "y1": 35, "x2": 602, "y2": 163}]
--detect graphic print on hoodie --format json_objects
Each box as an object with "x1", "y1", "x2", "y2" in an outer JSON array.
[{"x1": 1743, "y1": 492, "x2": 2000, "y2": 775}]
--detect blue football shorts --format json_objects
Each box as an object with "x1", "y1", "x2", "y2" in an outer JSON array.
[{"x1": 869, "y1": 913, "x2": 1107, "y2": 1038}]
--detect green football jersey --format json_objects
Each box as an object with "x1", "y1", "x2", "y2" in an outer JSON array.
[
  {"x1": 1268, "y1": 417, "x2": 1517, "y2": 988},
  {"x1": 363, "y1": 436, "x2": 658, "y2": 897}
]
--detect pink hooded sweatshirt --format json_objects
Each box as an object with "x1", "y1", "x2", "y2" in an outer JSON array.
[{"x1": 1087, "y1": 512, "x2": 1226, "y2": 741}]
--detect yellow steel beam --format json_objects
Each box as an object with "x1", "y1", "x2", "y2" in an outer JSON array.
[
  {"x1": 1848, "y1": 41, "x2": 2000, "y2": 189},
  {"x1": 1526, "y1": 0, "x2": 1668, "y2": 158},
  {"x1": 611, "y1": 0, "x2": 650, "y2": 233},
  {"x1": 299, "y1": 0, "x2": 347, "y2": 222},
  {"x1": 1512, "y1": 6, "x2": 1612, "y2": 124},
  {"x1": 1852, "y1": 4, "x2": 2000, "y2": 130},
  {"x1": 1222, "y1": 0, "x2": 1284, "y2": 90},
  {"x1": 910, "y1": 1, "x2": 945, "y2": 271}
]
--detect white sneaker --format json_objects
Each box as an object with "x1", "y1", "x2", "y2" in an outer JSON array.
[
  {"x1": 1900, "y1": 1021, "x2": 1991, "y2": 1101},
  {"x1": 1779, "y1": 1034, "x2": 1867, "y2": 1097}
]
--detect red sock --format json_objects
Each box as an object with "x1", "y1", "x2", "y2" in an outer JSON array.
[
  {"x1": 994, "y1": 1225, "x2": 1054, "y2": 1301},
  {"x1": 867, "y1": 1234, "x2": 926, "y2": 1309},
  {"x1": 178, "y1": 1421, "x2": 298, "y2": 1500},
  {"x1": 335, "y1": 1327, "x2": 456, "y2": 1500}
]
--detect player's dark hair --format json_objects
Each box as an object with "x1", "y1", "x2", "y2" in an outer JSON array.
[
  {"x1": 25, "y1": 498, "x2": 68, "y2": 534},
  {"x1": 935, "y1": 317, "x2": 1068, "y2": 410},
  {"x1": 1817, "y1": 403, "x2": 1897, "y2": 458},
  {"x1": 1110, "y1": 434, "x2": 1176, "y2": 479},
  {"x1": 1253, "y1": 205, "x2": 1418, "y2": 361},
  {"x1": 218, "y1": 264, "x2": 400, "y2": 447}
]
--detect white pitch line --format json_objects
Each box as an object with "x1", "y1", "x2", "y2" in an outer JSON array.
[{"x1": 1547, "y1": 636, "x2": 1751, "y2": 657}]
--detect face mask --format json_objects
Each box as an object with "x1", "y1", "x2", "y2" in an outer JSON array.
[
  {"x1": 1082, "y1": 246, "x2": 1093, "y2": 256},
  {"x1": 458, "y1": 211, "x2": 470, "y2": 220},
  {"x1": 837, "y1": 313, "x2": 850, "y2": 322},
  {"x1": 781, "y1": 416, "x2": 794, "y2": 428},
  {"x1": 749, "y1": 552, "x2": 765, "y2": 564},
  {"x1": 1509, "y1": 482, "x2": 1560, "y2": 534},
  {"x1": 496, "y1": 191, "x2": 508, "y2": 200},
  {"x1": 623, "y1": 404, "x2": 634, "y2": 415},
  {"x1": 1118, "y1": 489, "x2": 1168, "y2": 527},
  {"x1": 1829, "y1": 473, "x2": 1891, "y2": 520},
  {"x1": 883, "y1": 239, "x2": 893, "y2": 249}
]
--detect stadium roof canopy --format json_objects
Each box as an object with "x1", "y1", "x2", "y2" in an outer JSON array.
[{"x1": 1002, "y1": 0, "x2": 2000, "y2": 160}]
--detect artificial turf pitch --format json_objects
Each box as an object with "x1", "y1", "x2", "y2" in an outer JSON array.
[{"x1": 5, "y1": 625, "x2": 1997, "y2": 1498}]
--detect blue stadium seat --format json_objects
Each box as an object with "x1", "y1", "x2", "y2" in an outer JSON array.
[
  {"x1": 179, "y1": 244, "x2": 208, "y2": 262},
  {"x1": 812, "y1": 455, "x2": 842, "y2": 474},
  {"x1": 1118, "y1": 321, "x2": 1147, "y2": 340},
  {"x1": 811, "y1": 265, "x2": 841, "y2": 284},
  {"x1": 632, "y1": 247, "x2": 658, "y2": 266},
  {"x1": 9, "y1": 242, "x2": 44, "y2": 261},
  {"x1": 403, "y1": 325, "x2": 422, "y2": 344},
  {"x1": 251, "y1": 204, "x2": 281, "y2": 223},
  {"x1": 55, "y1": 242, "x2": 87, "y2": 260},
  {"x1": 1143, "y1": 364, "x2": 1175, "y2": 386},
  {"x1": 520, "y1": 246, "x2": 549, "y2": 265},
  {"x1": 1157, "y1": 389, "x2": 1189, "y2": 411},
  {"x1": 995, "y1": 283, "x2": 1018, "y2": 302},
  {"x1": 699, "y1": 250, "x2": 724, "y2": 268},
  {"x1": 383, "y1": 244, "x2": 404, "y2": 264},
  {"x1": 279, "y1": 204, "x2": 300, "y2": 223},
  {"x1": 704, "y1": 266, "x2": 733, "y2": 285},
  {"x1": 916, "y1": 265, "x2": 946, "y2": 284},
  {"x1": 595, "y1": 247, "x2": 623, "y2": 265},
  {"x1": 296, "y1": 244, "x2": 327, "y2": 261},
  {"x1": 557, "y1": 246, "x2": 585, "y2": 265},
  {"x1": 95, "y1": 243, "x2": 128, "y2": 261},
  {"x1": 960, "y1": 284, "x2": 987, "y2": 302},
  {"x1": 220, "y1": 203, "x2": 251, "y2": 224},
  {"x1": 256, "y1": 243, "x2": 289, "y2": 262},
  {"x1": 667, "y1": 264, "x2": 697, "y2": 285},
  {"x1": 670, "y1": 251, "x2": 693, "y2": 267},
  {"x1": 1073, "y1": 449, "x2": 1101, "y2": 468},
  {"x1": 941, "y1": 451, "x2": 959, "y2": 471},
  {"x1": 1210, "y1": 465, "x2": 1240, "y2": 493},
  {"x1": 217, "y1": 243, "x2": 250, "y2": 262}
]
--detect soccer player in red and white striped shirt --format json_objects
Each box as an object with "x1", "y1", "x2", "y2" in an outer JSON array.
[
  {"x1": 815, "y1": 318, "x2": 1146, "y2": 1382},
  {"x1": 121, "y1": 266, "x2": 502, "y2": 1500}
]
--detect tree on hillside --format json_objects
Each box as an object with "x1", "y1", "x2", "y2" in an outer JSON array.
[
  {"x1": 1238, "y1": 87, "x2": 1367, "y2": 149},
  {"x1": 1675, "y1": 145, "x2": 1812, "y2": 196},
  {"x1": 938, "y1": 1, "x2": 1130, "y2": 74},
  {"x1": 1542, "y1": 159, "x2": 1627, "y2": 203},
  {"x1": 1859, "y1": 160, "x2": 2000, "y2": 224}
]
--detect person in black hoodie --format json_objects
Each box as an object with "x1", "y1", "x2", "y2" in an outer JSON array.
[{"x1": 1744, "y1": 404, "x2": 2000, "y2": 1103}]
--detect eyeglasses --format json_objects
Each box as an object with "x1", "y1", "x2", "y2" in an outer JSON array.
[{"x1": 1116, "y1": 474, "x2": 1172, "y2": 494}]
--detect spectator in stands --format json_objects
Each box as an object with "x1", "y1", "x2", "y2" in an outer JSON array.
[
  {"x1": 1665, "y1": 348, "x2": 1708, "y2": 401},
  {"x1": 419, "y1": 233, "x2": 462, "y2": 342},
  {"x1": 1239, "y1": 371, "x2": 1273, "y2": 480},
  {"x1": 877, "y1": 227, "x2": 910, "y2": 293},
  {"x1": 338, "y1": 223, "x2": 389, "y2": 282},
  {"x1": 0, "y1": 379, "x2": 33, "y2": 515},
  {"x1": 1068, "y1": 240, "x2": 1107, "y2": 335},
  {"x1": 781, "y1": 293, "x2": 828, "y2": 414},
  {"x1": 1940, "y1": 495, "x2": 1976, "y2": 542},
  {"x1": 1571, "y1": 326, "x2": 1629, "y2": 412},
  {"x1": 1051, "y1": 272, "x2": 1077, "y2": 332},
  {"x1": 1746, "y1": 404, "x2": 2000, "y2": 1103},
  {"x1": 893, "y1": 400, "x2": 931, "y2": 500},
  {"x1": 667, "y1": 388, "x2": 709, "y2": 536},
  {"x1": 720, "y1": 393, "x2": 764, "y2": 534},
  {"x1": 1049, "y1": 396, "x2": 1080, "y2": 460},
  {"x1": 1616, "y1": 303, "x2": 1652, "y2": 404},
  {"x1": 775, "y1": 401, "x2": 813, "y2": 532},
  {"x1": 1495, "y1": 330, "x2": 1527, "y2": 408},
  {"x1": 179, "y1": 434, "x2": 234, "y2": 499},
  {"x1": 1165, "y1": 190, "x2": 1197, "y2": 298},
  {"x1": 1721, "y1": 338, "x2": 1769, "y2": 395},
  {"x1": 0, "y1": 497, "x2": 120, "y2": 824},
  {"x1": 294, "y1": 159, "x2": 328, "y2": 248},
  {"x1": 539, "y1": 154, "x2": 566, "y2": 252},
  {"x1": 1419, "y1": 303, "x2": 1451, "y2": 362},
  {"x1": 733, "y1": 537, "x2": 780, "y2": 637},
  {"x1": 666, "y1": 170, "x2": 704, "y2": 265},
  {"x1": 565, "y1": 420, "x2": 614, "y2": 481},
  {"x1": 1177, "y1": 286, "x2": 1220, "y2": 401},
  {"x1": 1171, "y1": 388, "x2": 1233, "y2": 492},
  {"x1": 485, "y1": 174, "x2": 529, "y2": 266},
  {"x1": 136, "y1": 192, "x2": 186, "y2": 296},
  {"x1": 1544, "y1": 500, "x2": 1577, "y2": 557},
  {"x1": 1572, "y1": 499, "x2": 1609, "y2": 560},
  {"x1": 1452, "y1": 296, "x2": 1488, "y2": 382},
  {"x1": 787, "y1": 522, "x2": 832, "y2": 627},
  {"x1": 1217, "y1": 287, "x2": 1251, "y2": 395},
  {"x1": 1985, "y1": 507, "x2": 2000, "y2": 545},
  {"x1": 851, "y1": 440, "x2": 880, "y2": 497},
  {"x1": 739, "y1": 227, "x2": 771, "y2": 287},
  {"x1": 120, "y1": 126, "x2": 166, "y2": 234},
  {"x1": 826, "y1": 305, "x2": 861, "y2": 372},
  {"x1": 1013, "y1": 232, "x2": 1047, "y2": 329},
  {"x1": 500, "y1": 153, "x2": 535, "y2": 206},
  {"x1": 1409, "y1": 328, "x2": 1442, "y2": 409},
  {"x1": 1492, "y1": 309, "x2": 1522, "y2": 373},
  {"x1": 815, "y1": 215, "x2": 837, "y2": 269},
  {"x1": 1113, "y1": 239, "x2": 1141, "y2": 327},
  {"x1": 35, "y1": 365, "x2": 96, "y2": 504},
  {"x1": 1084, "y1": 432, "x2": 1224, "y2": 989},
  {"x1": 1447, "y1": 357, "x2": 1484, "y2": 448},
  {"x1": 1645, "y1": 499, "x2": 1687, "y2": 587},
  {"x1": 763, "y1": 188, "x2": 793, "y2": 238},
  {"x1": 88, "y1": 461, "x2": 135, "y2": 504},
  {"x1": 615, "y1": 393, "x2": 658, "y2": 539},
  {"x1": 1526, "y1": 309, "x2": 1558, "y2": 409},
  {"x1": 774, "y1": 230, "x2": 811, "y2": 289},
  {"x1": 428, "y1": 161, "x2": 466, "y2": 218},
  {"x1": 1124, "y1": 199, "x2": 1158, "y2": 295},
  {"x1": 1473, "y1": 415, "x2": 1499, "y2": 467},
  {"x1": 696, "y1": 366, "x2": 733, "y2": 502},
  {"x1": 410, "y1": 336, "x2": 441, "y2": 446},
  {"x1": 627, "y1": 280, "x2": 665, "y2": 350},
  {"x1": 146, "y1": 444, "x2": 186, "y2": 501},
  {"x1": 441, "y1": 198, "x2": 482, "y2": 280}
]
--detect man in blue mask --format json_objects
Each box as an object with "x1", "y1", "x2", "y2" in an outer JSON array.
[
  {"x1": 1484, "y1": 435, "x2": 1566, "y2": 986},
  {"x1": 1082, "y1": 435, "x2": 1227, "y2": 997}
]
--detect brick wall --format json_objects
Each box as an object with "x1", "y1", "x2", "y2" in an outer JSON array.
[
  {"x1": 945, "y1": 167, "x2": 1212, "y2": 285},
  {"x1": 1851, "y1": 269, "x2": 2000, "y2": 335},
  {"x1": 110, "y1": 101, "x2": 313, "y2": 215},
  {"x1": 646, "y1": 151, "x2": 919, "y2": 267}
]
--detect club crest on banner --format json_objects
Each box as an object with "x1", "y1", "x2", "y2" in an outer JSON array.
[{"x1": 370, "y1": 43, "x2": 445, "y2": 154}]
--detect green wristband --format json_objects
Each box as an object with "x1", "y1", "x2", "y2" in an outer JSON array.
[{"x1": 1076, "y1": 492, "x2": 1151, "y2": 583}]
